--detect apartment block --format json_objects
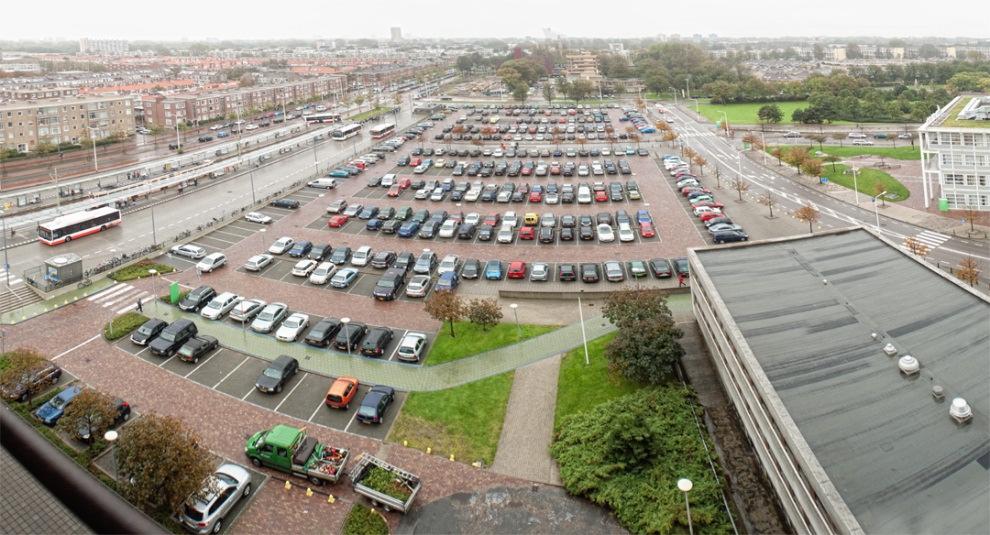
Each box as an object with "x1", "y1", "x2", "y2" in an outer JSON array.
[
  {"x1": 564, "y1": 52, "x2": 602, "y2": 84},
  {"x1": 78, "y1": 38, "x2": 129, "y2": 55},
  {"x1": 919, "y1": 94, "x2": 990, "y2": 211},
  {"x1": 0, "y1": 95, "x2": 134, "y2": 152}
]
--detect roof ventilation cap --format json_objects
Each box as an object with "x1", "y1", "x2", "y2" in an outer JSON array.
[
  {"x1": 870, "y1": 332, "x2": 879, "y2": 340},
  {"x1": 949, "y1": 398, "x2": 972, "y2": 424},
  {"x1": 882, "y1": 343, "x2": 897, "y2": 356},
  {"x1": 931, "y1": 385, "x2": 945, "y2": 401},
  {"x1": 898, "y1": 355, "x2": 920, "y2": 376}
]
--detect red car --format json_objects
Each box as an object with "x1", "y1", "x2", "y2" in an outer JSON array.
[
  {"x1": 528, "y1": 191, "x2": 543, "y2": 203},
  {"x1": 640, "y1": 222, "x2": 656, "y2": 238},
  {"x1": 549, "y1": 164, "x2": 561, "y2": 175},
  {"x1": 350, "y1": 160, "x2": 366, "y2": 170},
  {"x1": 521, "y1": 166, "x2": 533, "y2": 176},
  {"x1": 398, "y1": 177, "x2": 412, "y2": 189},
  {"x1": 681, "y1": 187, "x2": 710, "y2": 196},
  {"x1": 518, "y1": 226, "x2": 536, "y2": 240},
  {"x1": 483, "y1": 214, "x2": 501, "y2": 226},
  {"x1": 327, "y1": 215, "x2": 349, "y2": 228},
  {"x1": 698, "y1": 211, "x2": 724, "y2": 223},
  {"x1": 692, "y1": 200, "x2": 725, "y2": 210},
  {"x1": 594, "y1": 190, "x2": 609, "y2": 202},
  {"x1": 387, "y1": 185, "x2": 401, "y2": 197},
  {"x1": 507, "y1": 261, "x2": 527, "y2": 279},
  {"x1": 409, "y1": 157, "x2": 422, "y2": 167}
]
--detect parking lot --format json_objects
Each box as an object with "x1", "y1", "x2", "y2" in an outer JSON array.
[{"x1": 112, "y1": 336, "x2": 407, "y2": 441}]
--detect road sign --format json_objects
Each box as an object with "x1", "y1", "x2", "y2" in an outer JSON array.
[{"x1": 819, "y1": 176, "x2": 829, "y2": 184}]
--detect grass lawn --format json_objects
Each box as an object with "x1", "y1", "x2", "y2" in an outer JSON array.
[
  {"x1": 425, "y1": 322, "x2": 558, "y2": 366},
  {"x1": 821, "y1": 162, "x2": 910, "y2": 202},
  {"x1": 388, "y1": 372, "x2": 513, "y2": 465},
  {"x1": 104, "y1": 312, "x2": 148, "y2": 341},
  {"x1": 554, "y1": 333, "x2": 640, "y2": 429},
  {"x1": 349, "y1": 106, "x2": 392, "y2": 122},
  {"x1": 940, "y1": 97, "x2": 983, "y2": 128},
  {"x1": 109, "y1": 260, "x2": 175, "y2": 282},
  {"x1": 696, "y1": 100, "x2": 809, "y2": 125},
  {"x1": 774, "y1": 144, "x2": 919, "y2": 160}
]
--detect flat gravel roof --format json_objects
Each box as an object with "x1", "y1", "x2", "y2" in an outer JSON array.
[{"x1": 695, "y1": 229, "x2": 989, "y2": 535}]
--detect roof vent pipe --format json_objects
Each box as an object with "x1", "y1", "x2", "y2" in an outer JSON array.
[
  {"x1": 898, "y1": 355, "x2": 920, "y2": 376},
  {"x1": 949, "y1": 398, "x2": 972, "y2": 424},
  {"x1": 883, "y1": 343, "x2": 897, "y2": 356},
  {"x1": 931, "y1": 385, "x2": 945, "y2": 401}
]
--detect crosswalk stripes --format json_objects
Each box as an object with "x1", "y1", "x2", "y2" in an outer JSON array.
[
  {"x1": 906, "y1": 230, "x2": 951, "y2": 250},
  {"x1": 0, "y1": 268, "x2": 23, "y2": 287},
  {"x1": 86, "y1": 282, "x2": 157, "y2": 314},
  {"x1": 116, "y1": 295, "x2": 155, "y2": 315}
]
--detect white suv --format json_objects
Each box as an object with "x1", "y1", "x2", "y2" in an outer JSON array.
[
  {"x1": 351, "y1": 246, "x2": 373, "y2": 267},
  {"x1": 196, "y1": 253, "x2": 227, "y2": 273},
  {"x1": 438, "y1": 255, "x2": 459, "y2": 275}
]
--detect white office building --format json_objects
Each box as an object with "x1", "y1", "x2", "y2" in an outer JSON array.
[{"x1": 919, "y1": 94, "x2": 990, "y2": 211}]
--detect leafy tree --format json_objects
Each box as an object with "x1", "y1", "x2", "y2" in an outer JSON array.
[
  {"x1": 955, "y1": 257, "x2": 981, "y2": 287},
  {"x1": 874, "y1": 182, "x2": 887, "y2": 207},
  {"x1": 795, "y1": 204, "x2": 820, "y2": 233},
  {"x1": 0, "y1": 349, "x2": 55, "y2": 403},
  {"x1": 606, "y1": 321, "x2": 684, "y2": 384},
  {"x1": 57, "y1": 389, "x2": 119, "y2": 443},
  {"x1": 424, "y1": 291, "x2": 465, "y2": 337},
  {"x1": 511, "y1": 83, "x2": 529, "y2": 103},
  {"x1": 466, "y1": 298, "x2": 502, "y2": 331},
  {"x1": 603, "y1": 289, "x2": 677, "y2": 330},
  {"x1": 542, "y1": 83, "x2": 555, "y2": 104},
  {"x1": 757, "y1": 104, "x2": 783, "y2": 128},
  {"x1": 801, "y1": 158, "x2": 823, "y2": 177},
  {"x1": 771, "y1": 147, "x2": 783, "y2": 165},
  {"x1": 115, "y1": 413, "x2": 216, "y2": 516},
  {"x1": 786, "y1": 146, "x2": 810, "y2": 174}
]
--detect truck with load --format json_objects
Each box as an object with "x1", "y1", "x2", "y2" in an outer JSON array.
[
  {"x1": 244, "y1": 424, "x2": 349, "y2": 486},
  {"x1": 349, "y1": 453, "x2": 421, "y2": 513}
]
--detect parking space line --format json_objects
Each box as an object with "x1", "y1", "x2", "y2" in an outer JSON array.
[
  {"x1": 274, "y1": 375, "x2": 308, "y2": 412},
  {"x1": 185, "y1": 348, "x2": 223, "y2": 378},
  {"x1": 159, "y1": 354, "x2": 178, "y2": 367},
  {"x1": 52, "y1": 334, "x2": 101, "y2": 361},
  {"x1": 307, "y1": 399, "x2": 326, "y2": 422},
  {"x1": 213, "y1": 356, "x2": 250, "y2": 389},
  {"x1": 342, "y1": 409, "x2": 360, "y2": 433},
  {"x1": 387, "y1": 330, "x2": 408, "y2": 361}
]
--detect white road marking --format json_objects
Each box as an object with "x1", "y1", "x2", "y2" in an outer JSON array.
[
  {"x1": 52, "y1": 334, "x2": 102, "y2": 361},
  {"x1": 213, "y1": 356, "x2": 250, "y2": 389},
  {"x1": 274, "y1": 374, "x2": 309, "y2": 412}
]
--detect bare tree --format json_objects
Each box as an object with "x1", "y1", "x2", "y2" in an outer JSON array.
[
  {"x1": 831, "y1": 132, "x2": 845, "y2": 147},
  {"x1": 955, "y1": 256, "x2": 981, "y2": 287},
  {"x1": 904, "y1": 236, "x2": 930, "y2": 257},
  {"x1": 730, "y1": 178, "x2": 750, "y2": 201},
  {"x1": 806, "y1": 133, "x2": 827, "y2": 151},
  {"x1": 801, "y1": 158, "x2": 823, "y2": 177},
  {"x1": 961, "y1": 206, "x2": 980, "y2": 233},
  {"x1": 692, "y1": 154, "x2": 708, "y2": 176},
  {"x1": 874, "y1": 182, "x2": 887, "y2": 207},
  {"x1": 795, "y1": 204, "x2": 820, "y2": 233},
  {"x1": 759, "y1": 191, "x2": 777, "y2": 218},
  {"x1": 770, "y1": 147, "x2": 783, "y2": 165}
]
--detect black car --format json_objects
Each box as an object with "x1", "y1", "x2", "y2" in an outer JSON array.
[
  {"x1": 271, "y1": 198, "x2": 300, "y2": 209},
  {"x1": 377, "y1": 207, "x2": 396, "y2": 220},
  {"x1": 304, "y1": 318, "x2": 342, "y2": 347},
  {"x1": 330, "y1": 246, "x2": 352, "y2": 265},
  {"x1": 672, "y1": 257, "x2": 690, "y2": 277},
  {"x1": 148, "y1": 319, "x2": 198, "y2": 357},
  {"x1": 356, "y1": 385, "x2": 395, "y2": 424},
  {"x1": 76, "y1": 398, "x2": 131, "y2": 442},
  {"x1": 381, "y1": 219, "x2": 402, "y2": 234},
  {"x1": 712, "y1": 229, "x2": 749, "y2": 244},
  {"x1": 457, "y1": 223, "x2": 477, "y2": 240},
  {"x1": 370, "y1": 251, "x2": 396, "y2": 269},
  {"x1": 358, "y1": 206, "x2": 380, "y2": 220},
  {"x1": 559, "y1": 227, "x2": 575, "y2": 241},
  {"x1": 418, "y1": 221, "x2": 440, "y2": 239},
  {"x1": 558, "y1": 263, "x2": 577, "y2": 282},
  {"x1": 309, "y1": 244, "x2": 332, "y2": 262},
  {"x1": 360, "y1": 327, "x2": 394, "y2": 357},
  {"x1": 560, "y1": 215, "x2": 577, "y2": 228},
  {"x1": 393, "y1": 252, "x2": 415, "y2": 272},
  {"x1": 411, "y1": 209, "x2": 430, "y2": 224},
  {"x1": 130, "y1": 318, "x2": 167, "y2": 346},
  {"x1": 334, "y1": 322, "x2": 368, "y2": 352},
  {"x1": 461, "y1": 258, "x2": 481, "y2": 279},
  {"x1": 538, "y1": 226, "x2": 555, "y2": 243},
  {"x1": 578, "y1": 225, "x2": 595, "y2": 240},
  {"x1": 373, "y1": 269, "x2": 406, "y2": 301},
  {"x1": 397, "y1": 155, "x2": 410, "y2": 166},
  {"x1": 178, "y1": 286, "x2": 216, "y2": 312},
  {"x1": 580, "y1": 263, "x2": 601, "y2": 283},
  {"x1": 255, "y1": 355, "x2": 299, "y2": 394},
  {"x1": 477, "y1": 225, "x2": 494, "y2": 241},
  {"x1": 596, "y1": 212, "x2": 614, "y2": 225},
  {"x1": 176, "y1": 335, "x2": 219, "y2": 364}
]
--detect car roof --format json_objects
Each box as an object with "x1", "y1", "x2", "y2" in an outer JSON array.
[{"x1": 272, "y1": 355, "x2": 297, "y2": 368}]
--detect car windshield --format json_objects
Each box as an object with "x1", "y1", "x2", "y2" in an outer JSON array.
[
  {"x1": 358, "y1": 405, "x2": 377, "y2": 417},
  {"x1": 283, "y1": 317, "x2": 302, "y2": 328},
  {"x1": 137, "y1": 325, "x2": 155, "y2": 335},
  {"x1": 263, "y1": 368, "x2": 282, "y2": 379},
  {"x1": 178, "y1": 345, "x2": 194, "y2": 356},
  {"x1": 160, "y1": 331, "x2": 176, "y2": 342},
  {"x1": 378, "y1": 280, "x2": 395, "y2": 288},
  {"x1": 258, "y1": 309, "x2": 277, "y2": 321},
  {"x1": 50, "y1": 396, "x2": 67, "y2": 409}
]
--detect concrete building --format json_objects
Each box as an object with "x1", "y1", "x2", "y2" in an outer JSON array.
[
  {"x1": 689, "y1": 227, "x2": 990, "y2": 535},
  {"x1": 823, "y1": 45, "x2": 847, "y2": 62},
  {"x1": 564, "y1": 51, "x2": 602, "y2": 84},
  {"x1": 78, "y1": 39, "x2": 129, "y2": 56},
  {"x1": 390, "y1": 27, "x2": 402, "y2": 41},
  {"x1": 0, "y1": 94, "x2": 134, "y2": 152},
  {"x1": 0, "y1": 63, "x2": 42, "y2": 74},
  {"x1": 919, "y1": 94, "x2": 990, "y2": 211}
]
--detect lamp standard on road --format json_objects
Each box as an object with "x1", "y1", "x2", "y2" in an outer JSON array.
[
  {"x1": 509, "y1": 303, "x2": 520, "y2": 338},
  {"x1": 340, "y1": 317, "x2": 352, "y2": 357},
  {"x1": 873, "y1": 191, "x2": 887, "y2": 232}
]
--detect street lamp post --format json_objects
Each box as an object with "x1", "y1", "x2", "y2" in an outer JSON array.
[
  {"x1": 577, "y1": 290, "x2": 590, "y2": 366},
  {"x1": 1, "y1": 210, "x2": 11, "y2": 286},
  {"x1": 668, "y1": 86, "x2": 678, "y2": 106},
  {"x1": 678, "y1": 478, "x2": 694, "y2": 535},
  {"x1": 873, "y1": 191, "x2": 887, "y2": 232},
  {"x1": 340, "y1": 317, "x2": 352, "y2": 357},
  {"x1": 509, "y1": 303, "x2": 520, "y2": 338},
  {"x1": 89, "y1": 126, "x2": 100, "y2": 171},
  {"x1": 717, "y1": 111, "x2": 729, "y2": 136},
  {"x1": 150, "y1": 206, "x2": 157, "y2": 246},
  {"x1": 148, "y1": 269, "x2": 157, "y2": 305},
  {"x1": 258, "y1": 228, "x2": 267, "y2": 250},
  {"x1": 249, "y1": 169, "x2": 257, "y2": 205},
  {"x1": 852, "y1": 167, "x2": 860, "y2": 206}
]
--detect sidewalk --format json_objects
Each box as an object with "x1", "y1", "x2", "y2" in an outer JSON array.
[{"x1": 490, "y1": 355, "x2": 563, "y2": 484}]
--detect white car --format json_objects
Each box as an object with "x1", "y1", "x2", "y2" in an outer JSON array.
[
  {"x1": 244, "y1": 123, "x2": 258, "y2": 131},
  {"x1": 577, "y1": 187, "x2": 592, "y2": 204},
  {"x1": 250, "y1": 303, "x2": 288, "y2": 333},
  {"x1": 530, "y1": 263, "x2": 550, "y2": 282},
  {"x1": 351, "y1": 246, "x2": 373, "y2": 267},
  {"x1": 196, "y1": 253, "x2": 227, "y2": 273},
  {"x1": 438, "y1": 220, "x2": 458, "y2": 238},
  {"x1": 617, "y1": 223, "x2": 635, "y2": 243},
  {"x1": 244, "y1": 254, "x2": 273, "y2": 272},
  {"x1": 438, "y1": 254, "x2": 459, "y2": 275},
  {"x1": 171, "y1": 244, "x2": 207, "y2": 260},
  {"x1": 291, "y1": 259, "x2": 318, "y2": 277},
  {"x1": 308, "y1": 262, "x2": 337, "y2": 285},
  {"x1": 200, "y1": 292, "x2": 242, "y2": 320},
  {"x1": 434, "y1": 158, "x2": 446, "y2": 168},
  {"x1": 597, "y1": 224, "x2": 616, "y2": 243},
  {"x1": 464, "y1": 212, "x2": 481, "y2": 226},
  {"x1": 577, "y1": 165, "x2": 590, "y2": 177},
  {"x1": 405, "y1": 274, "x2": 431, "y2": 298},
  {"x1": 229, "y1": 298, "x2": 266, "y2": 323},
  {"x1": 414, "y1": 189, "x2": 430, "y2": 200},
  {"x1": 693, "y1": 206, "x2": 722, "y2": 217},
  {"x1": 380, "y1": 173, "x2": 397, "y2": 187},
  {"x1": 396, "y1": 332, "x2": 428, "y2": 362},
  {"x1": 245, "y1": 212, "x2": 272, "y2": 224},
  {"x1": 502, "y1": 211, "x2": 518, "y2": 228},
  {"x1": 268, "y1": 237, "x2": 294, "y2": 255},
  {"x1": 430, "y1": 188, "x2": 445, "y2": 201},
  {"x1": 464, "y1": 188, "x2": 482, "y2": 202},
  {"x1": 497, "y1": 224, "x2": 515, "y2": 244},
  {"x1": 275, "y1": 313, "x2": 310, "y2": 342}
]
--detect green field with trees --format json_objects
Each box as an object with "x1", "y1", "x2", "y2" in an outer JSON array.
[{"x1": 697, "y1": 100, "x2": 817, "y2": 125}]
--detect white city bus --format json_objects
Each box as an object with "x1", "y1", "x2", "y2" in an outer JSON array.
[
  {"x1": 38, "y1": 206, "x2": 121, "y2": 245},
  {"x1": 303, "y1": 112, "x2": 341, "y2": 124},
  {"x1": 331, "y1": 123, "x2": 362, "y2": 141},
  {"x1": 369, "y1": 122, "x2": 396, "y2": 140}
]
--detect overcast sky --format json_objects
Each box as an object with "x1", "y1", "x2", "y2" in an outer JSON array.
[{"x1": 8, "y1": 0, "x2": 990, "y2": 41}]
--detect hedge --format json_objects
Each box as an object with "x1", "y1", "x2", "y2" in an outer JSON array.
[
  {"x1": 104, "y1": 312, "x2": 148, "y2": 341},
  {"x1": 342, "y1": 504, "x2": 389, "y2": 535}
]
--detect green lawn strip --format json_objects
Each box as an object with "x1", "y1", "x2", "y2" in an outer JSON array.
[
  {"x1": 940, "y1": 97, "x2": 983, "y2": 128},
  {"x1": 388, "y1": 372, "x2": 513, "y2": 466},
  {"x1": 821, "y1": 163, "x2": 910, "y2": 201},
  {"x1": 349, "y1": 107, "x2": 392, "y2": 122},
  {"x1": 109, "y1": 261, "x2": 175, "y2": 282},
  {"x1": 696, "y1": 100, "x2": 809, "y2": 125},
  {"x1": 774, "y1": 144, "x2": 919, "y2": 160},
  {"x1": 424, "y1": 322, "x2": 558, "y2": 366},
  {"x1": 104, "y1": 312, "x2": 148, "y2": 341},
  {"x1": 342, "y1": 504, "x2": 388, "y2": 535},
  {"x1": 554, "y1": 333, "x2": 640, "y2": 429}
]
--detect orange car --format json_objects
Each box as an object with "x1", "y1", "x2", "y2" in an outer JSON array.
[{"x1": 325, "y1": 376, "x2": 359, "y2": 409}]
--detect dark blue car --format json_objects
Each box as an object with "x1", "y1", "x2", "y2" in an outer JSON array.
[
  {"x1": 366, "y1": 218, "x2": 383, "y2": 231},
  {"x1": 34, "y1": 385, "x2": 82, "y2": 426},
  {"x1": 397, "y1": 221, "x2": 421, "y2": 238},
  {"x1": 287, "y1": 240, "x2": 313, "y2": 258}
]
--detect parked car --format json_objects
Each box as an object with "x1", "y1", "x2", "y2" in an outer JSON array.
[
  {"x1": 178, "y1": 464, "x2": 253, "y2": 534},
  {"x1": 200, "y1": 292, "x2": 242, "y2": 320},
  {"x1": 275, "y1": 313, "x2": 310, "y2": 342},
  {"x1": 360, "y1": 327, "x2": 394, "y2": 357},
  {"x1": 268, "y1": 237, "x2": 295, "y2": 255},
  {"x1": 405, "y1": 275, "x2": 431, "y2": 298},
  {"x1": 649, "y1": 258, "x2": 674, "y2": 278},
  {"x1": 179, "y1": 286, "x2": 216, "y2": 312},
  {"x1": 171, "y1": 244, "x2": 207, "y2": 260},
  {"x1": 330, "y1": 267, "x2": 359, "y2": 288},
  {"x1": 325, "y1": 377, "x2": 359, "y2": 409},
  {"x1": 255, "y1": 355, "x2": 299, "y2": 393},
  {"x1": 250, "y1": 303, "x2": 289, "y2": 333},
  {"x1": 484, "y1": 259, "x2": 503, "y2": 280},
  {"x1": 303, "y1": 318, "x2": 342, "y2": 348},
  {"x1": 395, "y1": 332, "x2": 428, "y2": 363},
  {"x1": 76, "y1": 398, "x2": 131, "y2": 442},
  {"x1": 229, "y1": 299, "x2": 266, "y2": 323},
  {"x1": 0, "y1": 361, "x2": 61, "y2": 402},
  {"x1": 308, "y1": 262, "x2": 337, "y2": 285},
  {"x1": 334, "y1": 322, "x2": 368, "y2": 352},
  {"x1": 356, "y1": 385, "x2": 395, "y2": 424},
  {"x1": 177, "y1": 335, "x2": 219, "y2": 364},
  {"x1": 244, "y1": 254, "x2": 274, "y2": 272},
  {"x1": 271, "y1": 198, "x2": 300, "y2": 209},
  {"x1": 130, "y1": 318, "x2": 167, "y2": 346},
  {"x1": 245, "y1": 212, "x2": 273, "y2": 224},
  {"x1": 34, "y1": 385, "x2": 82, "y2": 426},
  {"x1": 288, "y1": 240, "x2": 313, "y2": 258}
]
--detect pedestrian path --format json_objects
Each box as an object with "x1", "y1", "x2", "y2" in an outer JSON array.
[
  {"x1": 86, "y1": 282, "x2": 154, "y2": 315},
  {"x1": 491, "y1": 355, "x2": 563, "y2": 484},
  {"x1": 907, "y1": 230, "x2": 951, "y2": 250},
  {"x1": 0, "y1": 267, "x2": 23, "y2": 287}
]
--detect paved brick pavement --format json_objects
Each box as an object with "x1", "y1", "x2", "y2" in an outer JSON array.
[{"x1": 0, "y1": 447, "x2": 92, "y2": 535}]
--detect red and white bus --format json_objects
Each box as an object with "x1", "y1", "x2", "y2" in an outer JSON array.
[
  {"x1": 369, "y1": 122, "x2": 396, "y2": 140},
  {"x1": 331, "y1": 123, "x2": 363, "y2": 141},
  {"x1": 303, "y1": 112, "x2": 342, "y2": 124},
  {"x1": 37, "y1": 206, "x2": 121, "y2": 245}
]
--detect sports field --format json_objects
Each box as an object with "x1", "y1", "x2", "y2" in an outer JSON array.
[{"x1": 695, "y1": 100, "x2": 851, "y2": 126}]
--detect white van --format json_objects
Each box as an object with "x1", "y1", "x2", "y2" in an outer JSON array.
[{"x1": 307, "y1": 178, "x2": 337, "y2": 189}]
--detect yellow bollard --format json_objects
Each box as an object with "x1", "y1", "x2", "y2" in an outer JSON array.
[
  {"x1": 284, "y1": 480, "x2": 292, "y2": 491},
  {"x1": 306, "y1": 487, "x2": 313, "y2": 497},
  {"x1": 327, "y1": 494, "x2": 336, "y2": 504},
  {"x1": 426, "y1": 446, "x2": 431, "y2": 455},
  {"x1": 403, "y1": 440, "x2": 408, "y2": 447},
  {"x1": 449, "y1": 454, "x2": 455, "y2": 462}
]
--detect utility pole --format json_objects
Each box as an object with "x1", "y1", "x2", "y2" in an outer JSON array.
[{"x1": 1, "y1": 211, "x2": 11, "y2": 286}]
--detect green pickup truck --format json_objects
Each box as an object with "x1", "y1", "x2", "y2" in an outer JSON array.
[{"x1": 245, "y1": 424, "x2": 349, "y2": 486}]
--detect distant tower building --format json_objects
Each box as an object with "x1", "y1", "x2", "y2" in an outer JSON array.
[
  {"x1": 390, "y1": 27, "x2": 402, "y2": 41},
  {"x1": 513, "y1": 46, "x2": 523, "y2": 60}
]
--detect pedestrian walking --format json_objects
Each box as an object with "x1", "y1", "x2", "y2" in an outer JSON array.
[
  {"x1": 136, "y1": 299, "x2": 143, "y2": 313},
  {"x1": 677, "y1": 273, "x2": 687, "y2": 287}
]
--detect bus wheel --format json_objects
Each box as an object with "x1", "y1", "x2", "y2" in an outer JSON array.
[
  {"x1": 101, "y1": 225, "x2": 107, "y2": 231},
  {"x1": 64, "y1": 236, "x2": 72, "y2": 242}
]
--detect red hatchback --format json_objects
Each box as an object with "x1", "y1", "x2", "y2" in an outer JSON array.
[
  {"x1": 507, "y1": 261, "x2": 527, "y2": 279},
  {"x1": 328, "y1": 215, "x2": 349, "y2": 228},
  {"x1": 528, "y1": 191, "x2": 543, "y2": 203},
  {"x1": 387, "y1": 185, "x2": 401, "y2": 197},
  {"x1": 518, "y1": 226, "x2": 536, "y2": 240},
  {"x1": 398, "y1": 177, "x2": 412, "y2": 189},
  {"x1": 640, "y1": 222, "x2": 656, "y2": 238},
  {"x1": 594, "y1": 190, "x2": 609, "y2": 202},
  {"x1": 698, "y1": 211, "x2": 724, "y2": 223}
]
